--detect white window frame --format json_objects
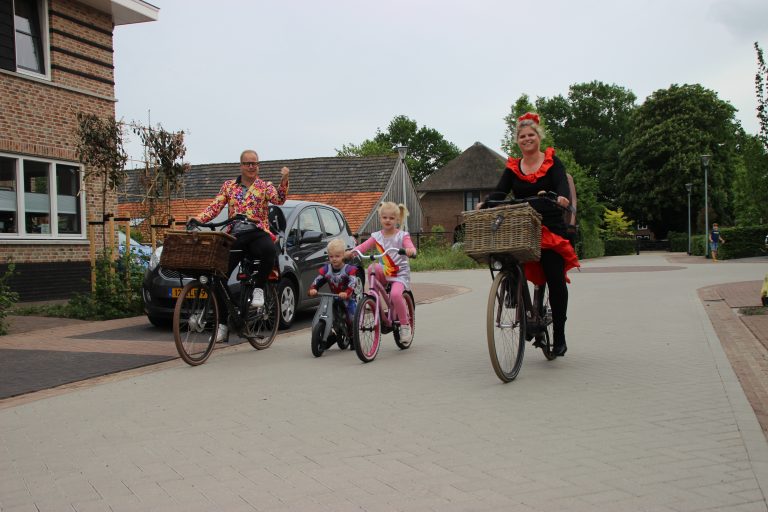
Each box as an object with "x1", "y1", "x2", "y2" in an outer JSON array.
[
  {"x1": 0, "y1": 152, "x2": 86, "y2": 240},
  {"x1": 13, "y1": 0, "x2": 51, "y2": 80}
]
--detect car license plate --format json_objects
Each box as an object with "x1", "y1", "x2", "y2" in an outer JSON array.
[{"x1": 170, "y1": 287, "x2": 208, "y2": 299}]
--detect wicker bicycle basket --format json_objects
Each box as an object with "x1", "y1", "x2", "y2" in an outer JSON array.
[
  {"x1": 159, "y1": 231, "x2": 236, "y2": 276},
  {"x1": 462, "y1": 203, "x2": 542, "y2": 263}
]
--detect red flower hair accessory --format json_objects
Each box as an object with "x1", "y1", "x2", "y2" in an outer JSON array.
[{"x1": 518, "y1": 112, "x2": 540, "y2": 125}]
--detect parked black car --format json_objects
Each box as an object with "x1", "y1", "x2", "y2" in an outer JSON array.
[{"x1": 142, "y1": 200, "x2": 357, "y2": 329}]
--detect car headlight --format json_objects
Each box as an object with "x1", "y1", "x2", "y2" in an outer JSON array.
[{"x1": 149, "y1": 246, "x2": 163, "y2": 271}]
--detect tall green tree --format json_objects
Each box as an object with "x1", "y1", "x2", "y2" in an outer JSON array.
[
  {"x1": 733, "y1": 44, "x2": 768, "y2": 226},
  {"x1": 755, "y1": 42, "x2": 768, "y2": 150},
  {"x1": 535, "y1": 81, "x2": 637, "y2": 202},
  {"x1": 732, "y1": 133, "x2": 768, "y2": 225},
  {"x1": 337, "y1": 115, "x2": 460, "y2": 184},
  {"x1": 616, "y1": 84, "x2": 740, "y2": 238}
]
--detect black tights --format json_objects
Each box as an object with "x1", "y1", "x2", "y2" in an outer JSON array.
[
  {"x1": 216, "y1": 229, "x2": 277, "y2": 326},
  {"x1": 540, "y1": 249, "x2": 568, "y2": 348}
]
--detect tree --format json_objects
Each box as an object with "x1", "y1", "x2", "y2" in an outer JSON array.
[
  {"x1": 556, "y1": 149, "x2": 604, "y2": 258},
  {"x1": 131, "y1": 123, "x2": 190, "y2": 225},
  {"x1": 536, "y1": 81, "x2": 637, "y2": 202},
  {"x1": 733, "y1": 43, "x2": 768, "y2": 225},
  {"x1": 337, "y1": 115, "x2": 460, "y2": 184},
  {"x1": 75, "y1": 112, "x2": 129, "y2": 244},
  {"x1": 603, "y1": 208, "x2": 634, "y2": 237},
  {"x1": 755, "y1": 42, "x2": 768, "y2": 150},
  {"x1": 615, "y1": 84, "x2": 740, "y2": 239},
  {"x1": 732, "y1": 133, "x2": 768, "y2": 225}
]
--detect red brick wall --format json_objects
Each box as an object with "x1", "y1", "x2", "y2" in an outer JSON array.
[
  {"x1": 421, "y1": 191, "x2": 495, "y2": 236},
  {"x1": 0, "y1": 0, "x2": 119, "y2": 265}
]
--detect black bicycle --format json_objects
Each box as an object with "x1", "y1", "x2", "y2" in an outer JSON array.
[
  {"x1": 172, "y1": 216, "x2": 280, "y2": 366},
  {"x1": 483, "y1": 193, "x2": 572, "y2": 382}
]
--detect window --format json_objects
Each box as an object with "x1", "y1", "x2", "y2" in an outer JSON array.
[
  {"x1": 464, "y1": 191, "x2": 480, "y2": 211},
  {"x1": 0, "y1": 153, "x2": 85, "y2": 238},
  {"x1": 14, "y1": 0, "x2": 45, "y2": 74},
  {"x1": 299, "y1": 208, "x2": 321, "y2": 234},
  {"x1": 318, "y1": 208, "x2": 341, "y2": 238},
  {"x1": 0, "y1": 157, "x2": 17, "y2": 233},
  {"x1": 57, "y1": 164, "x2": 81, "y2": 234}
]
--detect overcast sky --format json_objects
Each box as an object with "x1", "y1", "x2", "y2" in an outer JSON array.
[{"x1": 112, "y1": 0, "x2": 768, "y2": 166}]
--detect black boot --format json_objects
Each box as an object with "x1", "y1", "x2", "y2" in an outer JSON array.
[{"x1": 553, "y1": 327, "x2": 567, "y2": 358}]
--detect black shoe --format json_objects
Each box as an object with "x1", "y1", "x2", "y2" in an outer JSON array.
[{"x1": 552, "y1": 344, "x2": 567, "y2": 358}]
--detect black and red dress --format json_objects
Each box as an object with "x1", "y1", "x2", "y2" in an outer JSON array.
[{"x1": 494, "y1": 147, "x2": 579, "y2": 350}]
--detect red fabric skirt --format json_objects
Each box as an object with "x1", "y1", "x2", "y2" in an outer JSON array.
[{"x1": 523, "y1": 226, "x2": 580, "y2": 286}]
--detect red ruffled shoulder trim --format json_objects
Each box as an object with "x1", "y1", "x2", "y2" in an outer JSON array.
[{"x1": 506, "y1": 147, "x2": 556, "y2": 183}]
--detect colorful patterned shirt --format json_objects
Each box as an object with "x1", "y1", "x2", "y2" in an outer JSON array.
[{"x1": 198, "y1": 176, "x2": 288, "y2": 236}]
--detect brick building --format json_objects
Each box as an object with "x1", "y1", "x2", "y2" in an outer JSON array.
[
  {"x1": 118, "y1": 149, "x2": 424, "y2": 241},
  {"x1": 0, "y1": 0, "x2": 158, "y2": 300},
  {"x1": 418, "y1": 142, "x2": 507, "y2": 241}
]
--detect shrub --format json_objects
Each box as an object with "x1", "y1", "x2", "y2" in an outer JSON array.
[
  {"x1": 576, "y1": 223, "x2": 604, "y2": 259},
  {"x1": 668, "y1": 231, "x2": 689, "y2": 253},
  {"x1": 410, "y1": 245, "x2": 480, "y2": 272},
  {"x1": 66, "y1": 250, "x2": 145, "y2": 320},
  {"x1": 604, "y1": 238, "x2": 636, "y2": 256},
  {"x1": 691, "y1": 235, "x2": 707, "y2": 256},
  {"x1": 0, "y1": 263, "x2": 19, "y2": 335}
]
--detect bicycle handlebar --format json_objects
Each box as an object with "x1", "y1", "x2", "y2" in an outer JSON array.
[
  {"x1": 186, "y1": 214, "x2": 254, "y2": 231},
  {"x1": 485, "y1": 191, "x2": 574, "y2": 213},
  {"x1": 348, "y1": 247, "x2": 409, "y2": 261}
]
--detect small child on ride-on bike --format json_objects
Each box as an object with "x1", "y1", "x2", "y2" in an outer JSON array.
[{"x1": 308, "y1": 238, "x2": 360, "y2": 329}]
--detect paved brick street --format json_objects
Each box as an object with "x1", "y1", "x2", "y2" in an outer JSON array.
[{"x1": 1, "y1": 253, "x2": 768, "y2": 511}]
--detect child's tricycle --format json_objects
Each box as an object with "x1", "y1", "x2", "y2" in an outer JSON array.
[{"x1": 310, "y1": 293, "x2": 355, "y2": 357}]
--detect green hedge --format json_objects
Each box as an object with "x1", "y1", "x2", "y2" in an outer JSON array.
[
  {"x1": 668, "y1": 232, "x2": 688, "y2": 253},
  {"x1": 691, "y1": 235, "x2": 707, "y2": 256},
  {"x1": 604, "y1": 237, "x2": 636, "y2": 256}
]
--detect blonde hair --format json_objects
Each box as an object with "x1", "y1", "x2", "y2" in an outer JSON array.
[
  {"x1": 379, "y1": 201, "x2": 409, "y2": 226},
  {"x1": 516, "y1": 114, "x2": 546, "y2": 140},
  {"x1": 327, "y1": 238, "x2": 346, "y2": 253}
]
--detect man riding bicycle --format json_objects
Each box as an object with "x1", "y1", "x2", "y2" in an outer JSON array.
[{"x1": 189, "y1": 149, "x2": 290, "y2": 343}]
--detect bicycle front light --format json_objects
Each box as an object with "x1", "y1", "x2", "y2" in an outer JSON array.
[{"x1": 491, "y1": 258, "x2": 503, "y2": 271}]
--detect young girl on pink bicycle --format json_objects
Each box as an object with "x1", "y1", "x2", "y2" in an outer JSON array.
[{"x1": 346, "y1": 202, "x2": 417, "y2": 341}]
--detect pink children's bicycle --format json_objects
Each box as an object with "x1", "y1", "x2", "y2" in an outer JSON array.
[{"x1": 350, "y1": 248, "x2": 415, "y2": 363}]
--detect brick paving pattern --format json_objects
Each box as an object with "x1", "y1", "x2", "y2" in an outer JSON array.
[{"x1": 0, "y1": 254, "x2": 767, "y2": 511}]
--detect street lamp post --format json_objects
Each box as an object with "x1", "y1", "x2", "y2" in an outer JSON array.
[
  {"x1": 686, "y1": 182, "x2": 692, "y2": 255},
  {"x1": 701, "y1": 154, "x2": 711, "y2": 258}
]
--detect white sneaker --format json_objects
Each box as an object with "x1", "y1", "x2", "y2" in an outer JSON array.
[
  {"x1": 399, "y1": 325, "x2": 412, "y2": 342},
  {"x1": 214, "y1": 324, "x2": 228, "y2": 343},
  {"x1": 251, "y1": 288, "x2": 264, "y2": 308}
]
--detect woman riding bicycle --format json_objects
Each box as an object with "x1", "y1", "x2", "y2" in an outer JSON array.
[
  {"x1": 487, "y1": 113, "x2": 579, "y2": 358},
  {"x1": 190, "y1": 149, "x2": 289, "y2": 343}
]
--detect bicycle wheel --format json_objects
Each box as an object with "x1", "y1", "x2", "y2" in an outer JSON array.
[
  {"x1": 245, "y1": 283, "x2": 280, "y2": 350},
  {"x1": 311, "y1": 320, "x2": 326, "y2": 357},
  {"x1": 173, "y1": 280, "x2": 219, "y2": 366},
  {"x1": 486, "y1": 269, "x2": 526, "y2": 382},
  {"x1": 394, "y1": 290, "x2": 415, "y2": 350},
  {"x1": 534, "y1": 283, "x2": 556, "y2": 361},
  {"x1": 354, "y1": 294, "x2": 380, "y2": 363}
]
